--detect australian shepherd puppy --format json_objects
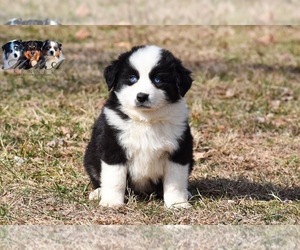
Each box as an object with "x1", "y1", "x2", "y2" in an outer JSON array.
[
  {"x1": 2, "y1": 40, "x2": 24, "y2": 69},
  {"x1": 84, "y1": 45, "x2": 193, "y2": 208},
  {"x1": 41, "y1": 40, "x2": 62, "y2": 58},
  {"x1": 23, "y1": 40, "x2": 43, "y2": 68},
  {"x1": 40, "y1": 40, "x2": 64, "y2": 69}
]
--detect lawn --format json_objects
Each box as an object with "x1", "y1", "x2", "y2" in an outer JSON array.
[{"x1": 0, "y1": 26, "x2": 299, "y2": 225}]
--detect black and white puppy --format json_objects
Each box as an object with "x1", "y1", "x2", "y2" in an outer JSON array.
[
  {"x1": 84, "y1": 45, "x2": 193, "y2": 208},
  {"x1": 2, "y1": 40, "x2": 24, "y2": 69},
  {"x1": 40, "y1": 40, "x2": 64, "y2": 69},
  {"x1": 41, "y1": 40, "x2": 62, "y2": 58}
]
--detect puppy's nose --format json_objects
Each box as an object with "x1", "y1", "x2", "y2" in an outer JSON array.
[{"x1": 136, "y1": 92, "x2": 149, "y2": 103}]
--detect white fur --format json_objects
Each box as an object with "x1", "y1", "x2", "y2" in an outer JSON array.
[
  {"x1": 45, "y1": 41, "x2": 59, "y2": 56},
  {"x1": 99, "y1": 161, "x2": 127, "y2": 207},
  {"x1": 103, "y1": 100, "x2": 189, "y2": 199},
  {"x1": 129, "y1": 45, "x2": 161, "y2": 76},
  {"x1": 9, "y1": 43, "x2": 22, "y2": 59},
  {"x1": 164, "y1": 162, "x2": 191, "y2": 208}
]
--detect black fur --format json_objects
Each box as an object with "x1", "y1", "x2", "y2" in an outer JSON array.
[{"x1": 84, "y1": 111, "x2": 127, "y2": 189}]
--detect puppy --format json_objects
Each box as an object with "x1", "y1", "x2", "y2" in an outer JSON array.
[
  {"x1": 2, "y1": 40, "x2": 24, "y2": 69},
  {"x1": 41, "y1": 40, "x2": 62, "y2": 58},
  {"x1": 84, "y1": 45, "x2": 193, "y2": 208},
  {"x1": 23, "y1": 40, "x2": 43, "y2": 67},
  {"x1": 40, "y1": 40, "x2": 64, "y2": 69}
]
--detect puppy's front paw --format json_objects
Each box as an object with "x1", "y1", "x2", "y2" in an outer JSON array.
[
  {"x1": 164, "y1": 192, "x2": 192, "y2": 209},
  {"x1": 165, "y1": 201, "x2": 192, "y2": 209},
  {"x1": 99, "y1": 198, "x2": 124, "y2": 207},
  {"x1": 99, "y1": 190, "x2": 125, "y2": 207},
  {"x1": 31, "y1": 60, "x2": 37, "y2": 66}
]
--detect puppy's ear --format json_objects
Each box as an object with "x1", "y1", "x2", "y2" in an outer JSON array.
[
  {"x1": 41, "y1": 40, "x2": 49, "y2": 50},
  {"x1": 18, "y1": 41, "x2": 24, "y2": 51},
  {"x1": 2, "y1": 43, "x2": 9, "y2": 51},
  {"x1": 103, "y1": 60, "x2": 119, "y2": 91},
  {"x1": 174, "y1": 58, "x2": 193, "y2": 97},
  {"x1": 37, "y1": 41, "x2": 43, "y2": 50}
]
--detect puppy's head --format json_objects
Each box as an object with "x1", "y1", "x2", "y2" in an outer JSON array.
[
  {"x1": 2, "y1": 40, "x2": 23, "y2": 60},
  {"x1": 104, "y1": 45, "x2": 192, "y2": 111},
  {"x1": 23, "y1": 40, "x2": 43, "y2": 55},
  {"x1": 42, "y1": 40, "x2": 62, "y2": 57}
]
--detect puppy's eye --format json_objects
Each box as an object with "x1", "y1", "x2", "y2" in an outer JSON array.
[
  {"x1": 153, "y1": 77, "x2": 162, "y2": 85},
  {"x1": 129, "y1": 75, "x2": 138, "y2": 84}
]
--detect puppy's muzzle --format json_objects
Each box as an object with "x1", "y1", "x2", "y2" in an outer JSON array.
[{"x1": 136, "y1": 92, "x2": 149, "y2": 103}]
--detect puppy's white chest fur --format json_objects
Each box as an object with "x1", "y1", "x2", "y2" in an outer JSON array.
[{"x1": 103, "y1": 100, "x2": 188, "y2": 192}]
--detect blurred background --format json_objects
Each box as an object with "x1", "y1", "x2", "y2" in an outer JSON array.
[{"x1": 1, "y1": 0, "x2": 300, "y2": 25}]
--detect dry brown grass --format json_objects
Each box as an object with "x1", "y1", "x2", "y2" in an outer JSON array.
[{"x1": 0, "y1": 26, "x2": 299, "y2": 225}]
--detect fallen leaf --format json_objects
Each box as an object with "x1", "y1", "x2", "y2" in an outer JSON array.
[
  {"x1": 96, "y1": 99, "x2": 106, "y2": 109},
  {"x1": 256, "y1": 34, "x2": 275, "y2": 45},
  {"x1": 75, "y1": 28, "x2": 91, "y2": 40},
  {"x1": 60, "y1": 126, "x2": 70, "y2": 135},
  {"x1": 218, "y1": 125, "x2": 227, "y2": 132},
  {"x1": 255, "y1": 116, "x2": 266, "y2": 123},
  {"x1": 270, "y1": 100, "x2": 281, "y2": 111},
  {"x1": 225, "y1": 88, "x2": 235, "y2": 98},
  {"x1": 115, "y1": 42, "x2": 132, "y2": 50},
  {"x1": 14, "y1": 156, "x2": 25, "y2": 166},
  {"x1": 194, "y1": 152, "x2": 206, "y2": 161}
]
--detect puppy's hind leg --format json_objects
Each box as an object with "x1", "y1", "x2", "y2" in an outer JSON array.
[{"x1": 83, "y1": 141, "x2": 102, "y2": 200}]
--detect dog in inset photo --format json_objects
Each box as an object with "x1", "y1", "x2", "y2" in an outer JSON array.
[
  {"x1": 40, "y1": 40, "x2": 64, "y2": 69},
  {"x1": 22, "y1": 40, "x2": 43, "y2": 68},
  {"x1": 2, "y1": 40, "x2": 24, "y2": 69},
  {"x1": 42, "y1": 40, "x2": 62, "y2": 57},
  {"x1": 84, "y1": 45, "x2": 194, "y2": 208}
]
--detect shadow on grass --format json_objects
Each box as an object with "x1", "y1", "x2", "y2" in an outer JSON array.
[{"x1": 190, "y1": 178, "x2": 300, "y2": 201}]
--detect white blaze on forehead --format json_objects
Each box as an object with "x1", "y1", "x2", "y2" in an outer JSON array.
[
  {"x1": 115, "y1": 45, "x2": 168, "y2": 119},
  {"x1": 47, "y1": 41, "x2": 57, "y2": 48},
  {"x1": 129, "y1": 45, "x2": 162, "y2": 75}
]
